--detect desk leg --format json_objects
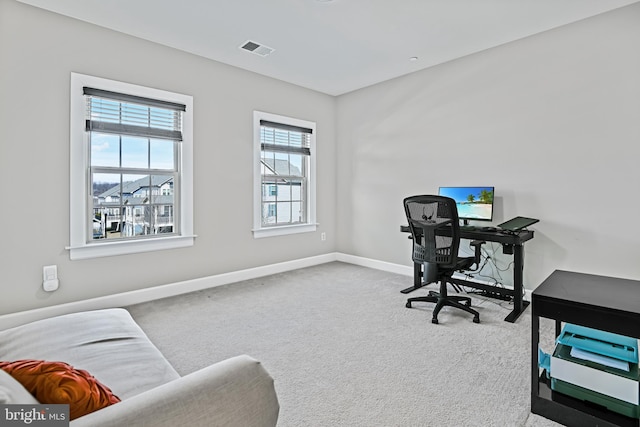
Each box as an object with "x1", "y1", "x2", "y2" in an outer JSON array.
[
  {"x1": 504, "y1": 243, "x2": 530, "y2": 322},
  {"x1": 400, "y1": 261, "x2": 425, "y2": 294},
  {"x1": 401, "y1": 235, "x2": 425, "y2": 294}
]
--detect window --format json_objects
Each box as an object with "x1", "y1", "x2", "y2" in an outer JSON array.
[
  {"x1": 69, "y1": 73, "x2": 194, "y2": 259},
  {"x1": 253, "y1": 111, "x2": 316, "y2": 238}
]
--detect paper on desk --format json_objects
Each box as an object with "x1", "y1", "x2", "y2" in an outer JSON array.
[{"x1": 570, "y1": 347, "x2": 630, "y2": 372}]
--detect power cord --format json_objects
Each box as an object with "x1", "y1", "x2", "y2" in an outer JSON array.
[{"x1": 459, "y1": 241, "x2": 515, "y2": 303}]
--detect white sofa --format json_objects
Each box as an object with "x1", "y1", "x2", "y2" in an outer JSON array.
[{"x1": 0, "y1": 308, "x2": 279, "y2": 426}]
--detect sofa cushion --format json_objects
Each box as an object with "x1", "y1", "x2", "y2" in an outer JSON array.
[
  {"x1": 0, "y1": 360, "x2": 120, "y2": 420},
  {"x1": 0, "y1": 369, "x2": 39, "y2": 404},
  {"x1": 0, "y1": 309, "x2": 179, "y2": 400}
]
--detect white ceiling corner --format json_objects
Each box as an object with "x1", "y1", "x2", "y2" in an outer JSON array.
[{"x1": 16, "y1": 0, "x2": 640, "y2": 96}]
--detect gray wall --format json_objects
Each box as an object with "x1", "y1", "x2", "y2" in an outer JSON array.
[
  {"x1": 2, "y1": 0, "x2": 639, "y2": 316},
  {"x1": 0, "y1": 0, "x2": 337, "y2": 315},
  {"x1": 336, "y1": 3, "x2": 640, "y2": 289}
]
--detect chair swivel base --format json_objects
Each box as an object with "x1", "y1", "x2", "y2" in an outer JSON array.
[{"x1": 406, "y1": 293, "x2": 480, "y2": 324}]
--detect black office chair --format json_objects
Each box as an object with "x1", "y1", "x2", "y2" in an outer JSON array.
[{"x1": 404, "y1": 195, "x2": 484, "y2": 324}]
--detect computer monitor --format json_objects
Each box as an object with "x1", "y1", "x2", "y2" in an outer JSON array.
[{"x1": 438, "y1": 186, "x2": 495, "y2": 225}]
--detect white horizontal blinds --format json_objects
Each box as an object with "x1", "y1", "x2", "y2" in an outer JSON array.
[
  {"x1": 260, "y1": 120, "x2": 311, "y2": 226},
  {"x1": 84, "y1": 87, "x2": 185, "y2": 141},
  {"x1": 260, "y1": 120, "x2": 311, "y2": 156}
]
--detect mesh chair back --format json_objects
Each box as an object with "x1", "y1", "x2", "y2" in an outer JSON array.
[{"x1": 404, "y1": 195, "x2": 461, "y2": 269}]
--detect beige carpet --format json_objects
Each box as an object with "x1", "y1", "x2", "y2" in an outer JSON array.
[{"x1": 127, "y1": 262, "x2": 561, "y2": 427}]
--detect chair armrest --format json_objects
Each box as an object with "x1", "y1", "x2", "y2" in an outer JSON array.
[{"x1": 71, "y1": 355, "x2": 279, "y2": 427}]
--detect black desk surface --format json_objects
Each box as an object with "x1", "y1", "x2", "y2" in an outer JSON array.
[
  {"x1": 400, "y1": 225, "x2": 534, "y2": 245},
  {"x1": 533, "y1": 269, "x2": 640, "y2": 338}
]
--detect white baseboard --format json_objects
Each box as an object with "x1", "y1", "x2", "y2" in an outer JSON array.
[
  {"x1": 335, "y1": 253, "x2": 414, "y2": 276},
  {"x1": 0, "y1": 253, "x2": 338, "y2": 329},
  {"x1": 0, "y1": 253, "x2": 530, "y2": 330}
]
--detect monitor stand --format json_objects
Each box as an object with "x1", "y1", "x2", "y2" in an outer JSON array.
[{"x1": 460, "y1": 219, "x2": 476, "y2": 231}]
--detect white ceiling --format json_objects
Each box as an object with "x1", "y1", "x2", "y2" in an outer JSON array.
[{"x1": 17, "y1": 0, "x2": 640, "y2": 96}]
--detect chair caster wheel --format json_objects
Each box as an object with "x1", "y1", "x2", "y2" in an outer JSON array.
[
  {"x1": 473, "y1": 316, "x2": 480, "y2": 324},
  {"x1": 406, "y1": 302, "x2": 412, "y2": 308},
  {"x1": 432, "y1": 318, "x2": 438, "y2": 324}
]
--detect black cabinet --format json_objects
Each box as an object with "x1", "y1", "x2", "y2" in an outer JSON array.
[{"x1": 531, "y1": 270, "x2": 640, "y2": 427}]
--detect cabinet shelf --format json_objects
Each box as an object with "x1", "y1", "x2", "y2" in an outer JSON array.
[{"x1": 534, "y1": 371, "x2": 637, "y2": 427}]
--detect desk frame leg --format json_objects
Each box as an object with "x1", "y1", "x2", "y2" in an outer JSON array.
[
  {"x1": 503, "y1": 243, "x2": 529, "y2": 323},
  {"x1": 401, "y1": 235, "x2": 426, "y2": 294},
  {"x1": 400, "y1": 261, "x2": 424, "y2": 294}
]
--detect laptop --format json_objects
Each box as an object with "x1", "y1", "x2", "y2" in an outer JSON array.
[{"x1": 498, "y1": 216, "x2": 539, "y2": 231}]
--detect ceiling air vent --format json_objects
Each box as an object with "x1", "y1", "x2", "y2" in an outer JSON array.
[{"x1": 240, "y1": 40, "x2": 275, "y2": 57}]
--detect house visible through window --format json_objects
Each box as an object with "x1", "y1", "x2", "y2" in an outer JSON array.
[
  {"x1": 86, "y1": 87, "x2": 183, "y2": 240},
  {"x1": 253, "y1": 111, "x2": 316, "y2": 238},
  {"x1": 69, "y1": 73, "x2": 194, "y2": 260}
]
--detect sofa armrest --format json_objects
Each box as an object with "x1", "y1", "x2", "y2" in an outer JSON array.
[{"x1": 71, "y1": 355, "x2": 279, "y2": 427}]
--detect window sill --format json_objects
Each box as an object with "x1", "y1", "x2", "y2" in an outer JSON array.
[
  {"x1": 67, "y1": 235, "x2": 196, "y2": 260},
  {"x1": 252, "y1": 223, "x2": 318, "y2": 239}
]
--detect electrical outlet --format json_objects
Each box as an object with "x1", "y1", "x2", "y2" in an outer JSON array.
[
  {"x1": 43, "y1": 265, "x2": 59, "y2": 292},
  {"x1": 321, "y1": 232, "x2": 326, "y2": 241}
]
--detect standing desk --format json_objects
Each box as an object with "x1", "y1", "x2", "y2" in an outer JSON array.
[
  {"x1": 531, "y1": 270, "x2": 640, "y2": 427},
  {"x1": 400, "y1": 225, "x2": 534, "y2": 322}
]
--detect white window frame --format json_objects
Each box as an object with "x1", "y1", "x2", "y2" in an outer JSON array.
[
  {"x1": 253, "y1": 111, "x2": 317, "y2": 238},
  {"x1": 68, "y1": 73, "x2": 194, "y2": 259}
]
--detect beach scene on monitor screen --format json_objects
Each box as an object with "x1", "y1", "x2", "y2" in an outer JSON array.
[{"x1": 440, "y1": 187, "x2": 494, "y2": 220}]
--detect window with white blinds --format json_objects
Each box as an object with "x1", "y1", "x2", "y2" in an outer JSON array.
[
  {"x1": 69, "y1": 73, "x2": 194, "y2": 259},
  {"x1": 84, "y1": 88, "x2": 185, "y2": 140},
  {"x1": 253, "y1": 111, "x2": 317, "y2": 238}
]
